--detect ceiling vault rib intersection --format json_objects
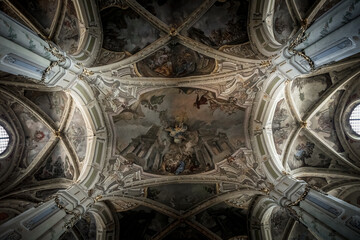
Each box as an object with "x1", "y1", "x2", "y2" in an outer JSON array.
[
  {"x1": 2, "y1": 1, "x2": 360, "y2": 239},
  {"x1": 123, "y1": 0, "x2": 170, "y2": 33},
  {"x1": 0, "y1": 88, "x2": 57, "y2": 132},
  {"x1": 90, "y1": 35, "x2": 172, "y2": 72},
  {"x1": 186, "y1": 219, "x2": 222, "y2": 240},
  {"x1": 1, "y1": 135, "x2": 60, "y2": 194},
  {"x1": 303, "y1": 127, "x2": 360, "y2": 172},
  {"x1": 151, "y1": 220, "x2": 180, "y2": 240},
  {"x1": 176, "y1": 0, "x2": 217, "y2": 34},
  {"x1": 302, "y1": 69, "x2": 360, "y2": 122}
]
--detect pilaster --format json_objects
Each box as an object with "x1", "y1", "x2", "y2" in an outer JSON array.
[
  {"x1": 270, "y1": 175, "x2": 360, "y2": 240},
  {"x1": 0, "y1": 184, "x2": 99, "y2": 240},
  {"x1": 272, "y1": 0, "x2": 360, "y2": 79}
]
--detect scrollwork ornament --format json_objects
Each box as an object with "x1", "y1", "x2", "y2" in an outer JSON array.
[{"x1": 41, "y1": 43, "x2": 66, "y2": 82}]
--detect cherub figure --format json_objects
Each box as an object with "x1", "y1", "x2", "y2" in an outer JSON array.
[{"x1": 165, "y1": 122, "x2": 187, "y2": 144}]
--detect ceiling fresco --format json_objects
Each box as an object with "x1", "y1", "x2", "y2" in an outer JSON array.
[
  {"x1": 270, "y1": 206, "x2": 289, "y2": 240},
  {"x1": 16, "y1": 0, "x2": 57, "y2": 32},
  {"x1": 114, "y1": 88, "x2": 245, "y2": 175},
  {"x1": 24, "y1": 90, "x2": 67, "y2": 128},
  {"x1": 219, "y1": 42, "x2": 260, "y2": 59},
  {"x1": 138, "y1": 0, "x2": 203, "y2": 27},
  {"x1": 288, "y1": 222, "x2": 317, "y2": 240},
  {"x1": 0, "y1": 208, "x2": 19, "y2": 226},
  {"x1": 195, "y1": 203, "x2": 248, "y2": 239},
  {"x1": 272, "y1": 96, "x2": 296, "y2": 156},
  {"x1": 59, "y1": 213, "x2": 97, "y2": 240},
  {"x1": 73, "y1": 214, "x2": 97, "y2": 240},
  {"x1": 101, "y1": 7, "x2": 160, "y2": 53},
  {"x1": 66, "y1": 107, "x2": 88, "y2": 163},
  {"x1": 147, "y1": 184, "x2": 217, "y2": 211},
  {"x1": 294, "y1": 0, "x2": 315, "y2": 19},
  {"x1": 34, "y1": 144, "x2": 74, "y2": 181},
  {"x1": 0, "y1": 200, "x2": 35, "y2": 225},
  {"x1": 288, "y1": 131, "x2": 333, "y2": 170},
  {"x1": 188, "y1": 0, "x2": 249, "y2": 48},
  {"x1": 56, "y1": 0, "x2": 80, "y2": 54},
  {"x1": 273, "y1": 0, "x2": 294, "y2": 44},
  {"x1": 93, "y1": 48, "x2": 127, "y2": 67},
  {"x1": 310, "y1": 90, "x2": 345, "y2": 152},
  {"x1": 117, "y1": 206, "x2": 174, "y2": 240},
  {"x1": 342, "y1": 191, "x2": 360, "y2": 208},
  {"x1": 163, "y1": 224, "x2": 207, "y2": 240},
  {"x1": 291, "y1": 74, "x2": 332, "y2": 117},
  {"x1": 12, "y1": 102, "x2": 52, "y2": 166},
  {"x1": 2, "y1": 1, "x2": 360, "y2": 239},
  {"x1": 0, "y1": 2, "x2": 27, "y2": 27},
  {"x1": 313, "y1": 0, "x2": 343, "y2": 21},
  {"x1": 136, "y1": 43, "x2": 216, "y2": 77}
]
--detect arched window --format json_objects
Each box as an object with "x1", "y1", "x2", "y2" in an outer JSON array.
[
  {"x1": 0, "y1": 124, "x2": 10, "y2": 154},
  {"x1": 350, "y1": 104, "x2": 360, "y2": 135}
]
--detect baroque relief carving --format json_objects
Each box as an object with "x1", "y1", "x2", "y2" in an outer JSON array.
[
  {"x1": 95, "y1": 156, "x2": 143, "y2": 195},
  {"x1": 87, "y1": 66, "x2": 264, "y2": 115},
  {"x1": 217, "y1": 149, "x2": 267, "y2": 190}
]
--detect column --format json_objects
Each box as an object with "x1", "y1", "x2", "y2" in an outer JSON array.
[
  {"x1": 270, "y1": 175, "x2": 360, "y2": 240},
  {"x1": 273, "y1": 0, "x2": 360, "y2": 79},
  {"x1": 0, "y1": 184, "x2": 99, "y2": 240},
  {"x1": 0, "y1": 11, "x2": 86, "y2": 88}
]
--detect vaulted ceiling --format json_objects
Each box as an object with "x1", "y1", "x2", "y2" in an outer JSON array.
[{"x1": 0, "y1": 0, "x2": 359, "y2": 239}]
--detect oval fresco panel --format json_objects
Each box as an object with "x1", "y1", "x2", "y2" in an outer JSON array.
[
  {"x1": 114, "y1": 88, "x2": 245, "y2": 175},
  {"x1": 136, "y1": 43, "x2": 216, "y2": 78}
]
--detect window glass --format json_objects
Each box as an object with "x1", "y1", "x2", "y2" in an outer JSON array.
[
  {"x1": 350, "y1": 104, "x2": 360, "y2": 135},
  {"x1": 0, "y1": 125, "x2": 10, "y2": 154}
]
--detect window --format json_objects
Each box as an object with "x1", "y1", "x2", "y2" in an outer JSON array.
[
  {"x1": 350, "y1": 104, "x2": 360, "y2": 135},
  {"x1": 0, "y1": 124, "x2": 10, "y2": 154}
]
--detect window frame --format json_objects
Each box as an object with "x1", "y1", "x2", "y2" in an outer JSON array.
[
  {"x1": 349, "y1": 104, "x2": 360, "y2": 135},
  {"x1": 0, "y1": 119, "x2": 14, "y2": 159}
]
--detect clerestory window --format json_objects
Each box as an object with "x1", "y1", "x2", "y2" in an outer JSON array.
[
  {"x1": 350, "y1": 104, "x2": 360, "y2": 135},
  {"x1": 0, "y1": 124, "x2": 10, "y2": 155}
]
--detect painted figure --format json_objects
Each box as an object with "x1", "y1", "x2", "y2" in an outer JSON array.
[
  {"x1": 165, "y1": 122, "x2": 187, "y2": 143},
  {"x1": 193, "y1": 93, "x2": 208, "y2": 109}
]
